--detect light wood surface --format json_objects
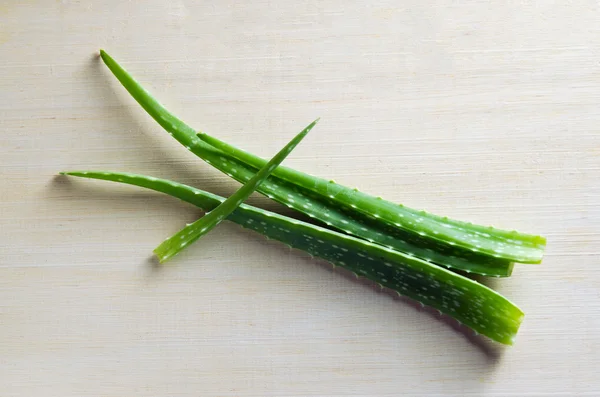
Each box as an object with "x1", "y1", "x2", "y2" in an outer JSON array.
[{"x1": 1, "y1": 1, "x2": 599, "y2": 396}]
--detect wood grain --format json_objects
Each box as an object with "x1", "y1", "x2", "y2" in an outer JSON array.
[{"x1": 1, "y1": 1, "x2": 599, "y2": 396}]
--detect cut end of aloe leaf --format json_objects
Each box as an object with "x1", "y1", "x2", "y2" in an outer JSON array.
[
  {"x1": 153, "y1": 231, "x2": 189, "y2": 263},
  {"x1": 153, "y1": 246, "x2": 172, "y2": 264},
  {"x1": 60, "y1": 171, "x2": 88, "y2": 177},
  {"x1": 61, "y1": 171, "x2": 96, "y2": 177}
]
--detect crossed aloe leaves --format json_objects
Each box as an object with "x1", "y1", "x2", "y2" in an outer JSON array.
[{"x1": 61, "y1": 50, "x2": 546, "y2": 345}]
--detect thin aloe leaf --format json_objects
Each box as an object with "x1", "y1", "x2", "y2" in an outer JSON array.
[
  {"x1": 99, "y1": 50, "x2": 199, "y2": 147},
  {"x1": 153, "y1": 119, "x2": 318, "y2": 263},
  {"x1": 198, "y1": 133, "x2": 546, "y2": 263},
  {"x1": 61, "y1": 170, "x2": 524, "y2": 345},
  {"x1": 98, "y1": 49, "x2": 544, "y2": 266}
]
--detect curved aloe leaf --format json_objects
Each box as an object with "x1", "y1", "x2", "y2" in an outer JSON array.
[
  {"x1": 98, "y1": 50, "x2": 544, "y2": 267},
  {"x1": 61, "y1": 170, "x2": 524, "y2": 345},
  {"x1": 154, "y1": 119, "x2": 318, "y2": 262}
]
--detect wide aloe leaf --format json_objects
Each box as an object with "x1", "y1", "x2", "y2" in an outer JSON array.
[{"x1": 62, "y1": 170, "x2": 524, "y2": 345}]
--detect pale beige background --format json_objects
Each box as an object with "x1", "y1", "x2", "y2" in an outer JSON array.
[{"x1": 1, "y1": 1, "x2": 599, "y2": 396}]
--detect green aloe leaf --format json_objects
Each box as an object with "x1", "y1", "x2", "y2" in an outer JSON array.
[
  {"x1": 153, "y1": 119, "x2": 318, "y2": 262},
  {"x1": 61, "y1": 170, "x2": 525, "y2": 345}
]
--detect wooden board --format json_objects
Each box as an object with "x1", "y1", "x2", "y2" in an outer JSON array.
[{"x1": 1, "y1": 1, "x2": 599, "y2": 395}]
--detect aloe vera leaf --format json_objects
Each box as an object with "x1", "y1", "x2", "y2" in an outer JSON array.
[
  {"x1": 198, "y1": 133, "x2": 546, "y2": 263},
  {"x1": 61, "y1": 171, "x2": 524, "y2": 345},
  {"x1": 98, "y1": 50, "x2": 543, "y2": 265},
  {"x1": 153, "y1": 119, "x2": 318, "y2": 262}
]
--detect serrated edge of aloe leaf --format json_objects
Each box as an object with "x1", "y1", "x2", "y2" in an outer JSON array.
[
  {"x1": 61, "y1": 170, "x2": 524, "y2": 345},
  {"x1": 153, "y1": 118, "x2": 318, "y2": 262},
  {"x1": 98, "y1": 49, "x2": 544, "y2": 264}
]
